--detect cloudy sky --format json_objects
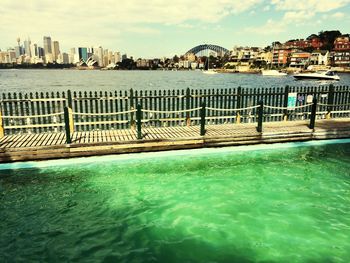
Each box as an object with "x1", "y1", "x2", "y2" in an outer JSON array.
[{"x1": 0, "y1": 0, "x2": 349, "y2": 58}]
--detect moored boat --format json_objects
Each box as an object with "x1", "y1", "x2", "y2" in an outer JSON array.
[
  {"x1": 293, "y1": 70, "x2": 340, "y2": 81},
  {"x1": 261, "y1": 69, "x2": 287, "y2": 76},
  {"x1": 203, "y1": 69, "x2": 218, "y2": 75}
]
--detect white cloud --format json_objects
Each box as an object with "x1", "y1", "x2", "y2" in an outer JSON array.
[
  {"x1": 263, "y1": 5, "x2": 271, "y2": 11},
  {"x1": 331, "y1": 12, "x2": 346, "y2": 18},
  {"x1": 178, "y1": 24, "x2": 195, "y2": 29},
  {"x1": 244, "y1": 19, "x2": 286, "y2": 35},
  {"x1": 0, "y1": 0, "x2": 262, "y2": 51},
  {"x1": 282, "y1": 10, "x2": 315, "y2": 26},
  {"x1": 271, "y1": 0, "x2": 350, "y2": 13},
  {"x1": 246, "y1": 0, "x2": 349, "y2": 35}
]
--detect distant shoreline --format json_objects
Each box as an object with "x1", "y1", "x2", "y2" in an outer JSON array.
[{"x1": 0, "y1": 67, "x2": 350, "y2": 74}]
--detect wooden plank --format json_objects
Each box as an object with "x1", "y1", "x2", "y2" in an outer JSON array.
[
  {"x1": 23, "y1": 133, "x2": 42, "y2": 147},
  {"x1": 49, "y1": 133, "x2": 59, "y2": 146},
  {"x1": 4, "y1": 134, "x2": 25, "y2": 148},
  {"x1": 3, "y1": 134, "x2": 26, "y2": 148},
  {"x1": 12, "y1": 133, "x2": 33, "y2": 148},
  {"x1": 22, "y1": 133, "x2": 40, "y2": 147}
]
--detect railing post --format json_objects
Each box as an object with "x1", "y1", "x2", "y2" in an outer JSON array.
[
  {"x1": 136, "y1": 104, "x2": 142, "y2": 140},
  {"x1": 64, "y1": 106, "x2": 74, "y2": 144},
  {"x1": 186, "y1": 88, "x2": 191, "y2": 126},
  {"x1": 200, "y1": 102, "x2": 206, "y2": 136},
  {"x1": 257, "y1": 100, "x2": 263, "y2": 133},
  {"x1": 309, "y1": 98, "x2": 317, "y2": 129},
  {"x1": 0, "y1": 109, "x2": 4, "y2": 138},
  {"x1": 236, "y1": 112, "x2": 241, "y2": 124},
  {"x1": 130, "y1": 88, "x2": 135, "y2": 128},
  {"x1": 236, "y1": 86, "x2": 242, "y2": 124},
  {"x1": 67, "y1": 89, "x2": 73, "y2": 108},
  {"x1": 326, "y1": 84, "x2": 334, "y2": 119},
  {"x1": 283, "y1": 85, "x2": 289, "y2": 121}
]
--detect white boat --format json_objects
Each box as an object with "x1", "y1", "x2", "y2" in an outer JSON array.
[
  {"x1": 203, "y1": 50, "x2": 218, "y2": 75},
  {"x1": 293, "y1": 70, "x2": 340, "y2": 81},
  {"x1": 261, "y1": 69, "x2": 287, "y2": 76},
  {"x1": 203, "y1": 69, "x2": 218, "y2": 75},
  {"x1": 261, "y1": 43, "x2": 287, "y2": 76}
]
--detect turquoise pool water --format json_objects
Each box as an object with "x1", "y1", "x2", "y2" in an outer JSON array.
[{"x1": 1, "y1": 140, "x2": 350, "y2": 262}]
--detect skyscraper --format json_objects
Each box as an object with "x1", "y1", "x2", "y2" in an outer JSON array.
[
  {"x1": 30, "y1": 43, "x2": 38, "y2": 57},
  {"x1": 24, "y1": 38, "x2": 31, "y2": 57},
  {"x1": 69, "y1": 48, "x2": 76, "y2": 64},
  {"x1": 38, "y1": 47, "x2": 45, "y2": 58},
  {"x1": 43, "y1": 36, "x2": 52, "y2": 55},
  {"x1": 52, "y1": 41, "x2": 60, "y2": 61},
  {"x1": 14, "y1": 46, "x2": 24, "y2": 58},
  {"x1": 114, "y1": 52, "x2": 121, "y2": 63},
  {"x1": 93, "y1": 46, "x2": 104, "y2": 67},
  {"x1": 78, "y1": 47, "x2": 88, "y2": 62}
]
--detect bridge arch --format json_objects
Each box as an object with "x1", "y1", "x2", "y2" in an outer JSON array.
[{"x1": 185, "y1": 44, "x2": 229, "y2": 57}]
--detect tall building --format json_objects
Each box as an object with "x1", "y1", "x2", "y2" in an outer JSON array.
[
  {"x1": 43, "y1": 36, "x2": 52, "y2": 55},
  {"x1": 69, "y1": 48, "x2": 76, "y2": 64},
  {"x1": 78, "y1": 47, "x2": 88, "y2": 62},
  {"x1": 7, "y1": 49, "x2": 17, "y2": 63},
  {"x1": 15, "y1": 46, "x2": 24, "y2": 58},
  {"x1": 93, "y1": 46, "x2": 104, "y2": 67},
  {"x1": 57, "y1": 53, "x2": 69, "y2": 64},
  {"x1": 30, "y1": 43, "x2": 38, "y2": 58},
  {"x1": 24, "y1": 38, "x2": 31, "y2": 57},
  {"x1": 38, "y1": 47, "x2": 45, "y2": 58},
  {"x1": 52, "y1": 41, "x2": 60, "y2": 61},
  {"x1": 108, "y1": 51, "x2": 114, "y2": 64},
  {"x1": 114, "y1": 52, "x2": 121, "y2": 63}
]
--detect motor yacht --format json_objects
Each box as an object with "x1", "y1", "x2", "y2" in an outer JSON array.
[{"x1": 293, "y1": 70, "x2": 340, "y2": 81}]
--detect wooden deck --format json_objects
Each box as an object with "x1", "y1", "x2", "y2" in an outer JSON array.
[{"x1": 1, "y1": 118, "x2": 350, "y2": 163}]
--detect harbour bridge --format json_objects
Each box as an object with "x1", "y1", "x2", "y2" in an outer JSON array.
[{"x1": 185, "y1": 44, "x2": 229, "y2": 57}]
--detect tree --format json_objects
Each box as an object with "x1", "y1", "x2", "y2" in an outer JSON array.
[
  {"x1": 318, "y1": 30, "x2": 342, "y2": 51},
  {"x1": 172, "y1": 55, "x2": 179, "y2": 63}
]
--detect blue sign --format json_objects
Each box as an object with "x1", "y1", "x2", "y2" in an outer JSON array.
[{"x1": 287, "y1": 93, "x2": 297, "y2": 110}]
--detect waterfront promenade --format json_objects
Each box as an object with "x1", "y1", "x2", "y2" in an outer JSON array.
[
  {"x1": 0, "y1": 118, "x2": 350, "y2": 162},
  {"x1": 0, "y1": 85, "x2": 349, "y2": 162}
]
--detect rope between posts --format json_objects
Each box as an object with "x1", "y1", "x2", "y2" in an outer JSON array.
[
  {"x1": 2, "y1": 112, "x2": 64, "y2": 119},
  {"x1": 293, "y1": 104, "x2": 313, "y2": 109},
  {"x1": 260, "y1": 105, "x2": 286, "y2": 110},
  {"x1": 73, "y1": 109, "x2": 137, "y2": 116},
  {"x1": 206, "y1": 105, "x2": 260, "y2": 111},
  {"x1": 264, "y1": 104, "x2": 313, "y2": 110},
  {"x1": 142, "y1": 107, "x2": 201, "y2": 114},
  {"x1": 318, "y1": 103, "x2": 350, "y2": 107}
]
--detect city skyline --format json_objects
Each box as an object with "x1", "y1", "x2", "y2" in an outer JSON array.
[{"x1": 0, "y1": 0, "x2": 350, "y2": 58}]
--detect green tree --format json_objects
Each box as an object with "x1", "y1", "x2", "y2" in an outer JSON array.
[
  {"x1": 172, "y1": 55, "x2": 179, "y2": 63},
  {"x1": 318, "y1": 30, "x2": 342, "y2": 51}
]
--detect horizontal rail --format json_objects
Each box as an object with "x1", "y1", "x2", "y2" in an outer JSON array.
[
  {"x1": 73, "y1": 110, "x2": 136, "y2": 116},
  {"x1": 4, "y1": 123, "x2": 64, "y2": 129},
  {"x1": 207, "y1": 105, "x2": 260, "y2": 111},
  {"x1": 142, "y1": 108, "x2": 201, "y2": 114},
  {"x1": 2, "y1": 112, "x2": 64, "y2": 119},
  {"x1": 73, "y1": 97, "x2": 129, "y2": 101},
  {"x1": 0, "y1": 98, "x2": 66, "y2": 103},
  {"x1": 74, "y1": 120, "x2": 129, "y2": 126},
  {"x1": 323, "y1": 110, "x2": 350, "y2": 114},
  {"x1": 318, "y1": 103, "x2": 350, "y2": 107}
]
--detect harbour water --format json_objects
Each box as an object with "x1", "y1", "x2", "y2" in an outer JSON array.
[
  {"x1": 0, "y1": 69, "x2": 349, "y2": 93},
  {"x1": 0, "y1": 140, "x2": 350, "y2": 262}
]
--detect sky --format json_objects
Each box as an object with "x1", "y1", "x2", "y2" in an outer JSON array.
[{"x1": 0, "y1": 0, "x2": 350, "y2": 58}]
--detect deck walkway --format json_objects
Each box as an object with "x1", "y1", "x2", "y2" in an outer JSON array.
[{"x1": 1, "y1": 118, "x2": 350, "y2": 163}]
